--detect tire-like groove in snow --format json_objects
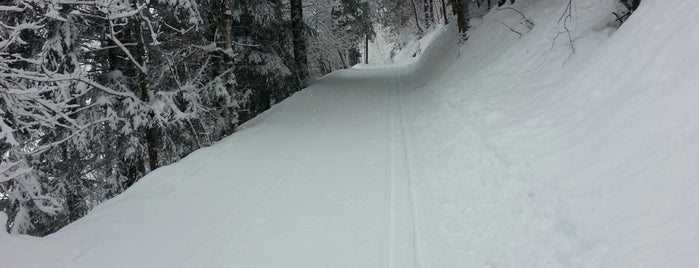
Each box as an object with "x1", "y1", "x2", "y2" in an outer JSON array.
[{"x1": 387, "y1": 67, "x2": 423, "y2": 268}]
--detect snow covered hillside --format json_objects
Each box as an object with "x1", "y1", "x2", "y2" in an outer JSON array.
[{"x1": 3, "y1": 0, "x2": 699, "y2": 267}]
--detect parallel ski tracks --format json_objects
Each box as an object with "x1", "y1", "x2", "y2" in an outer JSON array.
[
  {"x1": 181, "y1": 69, "x2": 423, "y2": 267},
  {"x1": 387, "y1": 68, "x2": 423, "y2": 268}
]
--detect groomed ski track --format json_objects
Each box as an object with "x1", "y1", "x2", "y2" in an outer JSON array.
[
  {"x1": 1, "y1": 27, "x2": 458, "y2": 268},
  {"x1": 6, "y1": 2, "x2": 699, "y2": 267}
]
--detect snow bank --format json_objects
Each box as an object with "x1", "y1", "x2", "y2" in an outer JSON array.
[
  {"x1": 404, "y1": 0, "x2": 699, "y2": 266},
  {"x1": 387, "y1": 24, "x2": 450, "y2": 66},
  {"x1": 526, "y1": 1, "x2": 699, "y2": 266}
]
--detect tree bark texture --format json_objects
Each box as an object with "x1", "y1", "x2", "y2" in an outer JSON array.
[
  {"x1": 451, "y1": 0, "x2": 470, "y2": 33},
  {"x1": 410, "y1": 0, "x2": 424, "y2": 34},
  {"x1": 131, "y1": 3, "x2": 159, "y2": 172},
  {"x1": 290, "y1": 0, "x2": 310, "y2": 81},
  {"x1": 222, "y1": 0, "x2": 238, "y2": 131},
  {"x1": 429, "y1": 0, "x2": 435, "y2": 25},
  {"x1": 423, "y1": 0, "x2": 431, "y2": 28},
  {"x1": 364, "y1": 33, "x2": 369, "y2": 64},
  {"x1": 440, "y1": 0, "x2": 448, "y2": 24}
]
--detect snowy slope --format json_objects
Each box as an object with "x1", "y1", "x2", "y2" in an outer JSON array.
[
  {"x1": 403, "y1": 0, "x2": 699, "y2": 266},
  {"x1": 3, "y1": 0, "x2": 699, "y2": 267}
]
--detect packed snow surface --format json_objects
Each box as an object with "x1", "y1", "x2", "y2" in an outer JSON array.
[{"x1": 3, "y1": 0, "x2": 699, "y2": 267}]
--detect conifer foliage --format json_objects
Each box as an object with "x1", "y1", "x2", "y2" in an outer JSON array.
[{"x1": 0, "y1": 0, "x2": 299, "y2": 236}]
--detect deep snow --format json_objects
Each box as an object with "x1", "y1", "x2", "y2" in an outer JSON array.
[{"x1": 3, "y1": 0, "x2": 699, "y2": 267}]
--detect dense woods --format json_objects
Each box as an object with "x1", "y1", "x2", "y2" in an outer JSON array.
[{"x1": 1, "y1": 0, "x2": 640, "y2": 236}]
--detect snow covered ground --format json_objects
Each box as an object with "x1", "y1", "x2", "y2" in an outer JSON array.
[{"x1": 3, "y1": 0, "x2": 699, "y2": 267}]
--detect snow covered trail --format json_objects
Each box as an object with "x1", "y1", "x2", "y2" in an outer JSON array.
[
  {"x1": 0, "y1": 37, "x2": 455, "y2": 266},
  {"x1": 5, "y1": 1, "x2": 699, "y2": 267}
]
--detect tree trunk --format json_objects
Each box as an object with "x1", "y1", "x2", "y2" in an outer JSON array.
[
  {"x1": 429, "y1": 0, "x2": 435, "y2": 25},
  {"x1": 440, "y1": 0, "x2": 448, "y2": 24},
  {"x1": 222, "y1": 0, "x2": 238, "y2": 131},
  {"x1": 364, "y1": 33, "x2": 369, "y2": 64},
  {"x1": 273, "y1": 0, "x2": 292, "y2": 97},
  {"x1": 349, "y1": 47, "x2": 361, "y2": 66},
  {"x1": 290, "y1": 0, "x2": 309, "y2": 81},
  {"x1": 451, "y1": 0, "x2": 470, "y2": 33},
  {"x1": 410, "y1": 0, "x2": 424, "y2": 34},
  {"x1": 462, "y1": 0, "x2": 470, "y2": 31},
  {"x1": 131, "y1": 5, "x2": 158, "y2": 172},
  {"x1": 337, "y1": 48, "x2": 348, "y2": 69},
  {"x1": 103, "y1": 29, "x2": 146, "y2": 185},
  {"x1": 424, "y1": 0, "x2": 431, "y2": 28}
]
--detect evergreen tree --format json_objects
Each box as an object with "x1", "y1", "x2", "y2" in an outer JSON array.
[
  {"x1": 0, "y1": 0, "x2": 232, "y2": 235},
  {"x1": 232, "y1": 0, "x2": 298, "y2": 121},
  {"x1": 332, "y1": 0, "x2": 375, "y2": 65}
]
